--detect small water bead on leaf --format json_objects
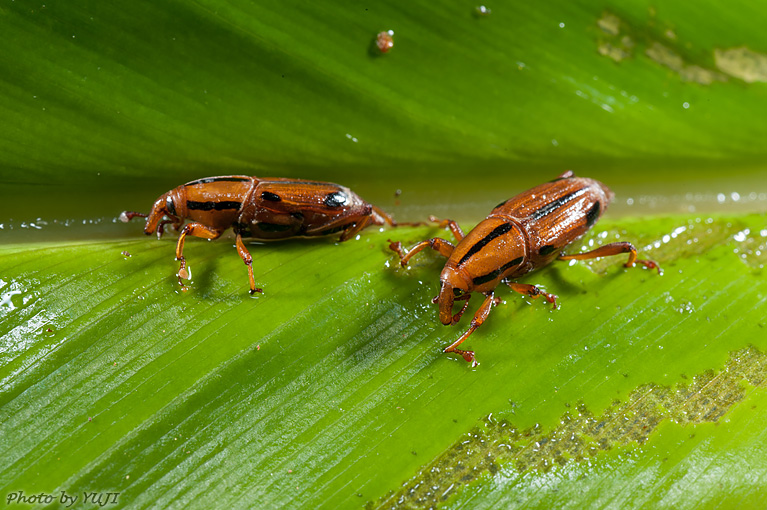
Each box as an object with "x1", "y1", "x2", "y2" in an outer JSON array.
[
  {"x1": 474, "y1": 5, "x2": 491, "y2": 17},
  {"x1": 376, "y1": 30, "x2": 394, "y2": 53}
]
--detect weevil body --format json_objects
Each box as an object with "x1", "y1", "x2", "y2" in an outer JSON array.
[
  {"x1": 121, "y1": 175, "x2": 395, "y2": 294},
  {"x1": 389, "y1": 170, "x2": 660, "y2": 365}
]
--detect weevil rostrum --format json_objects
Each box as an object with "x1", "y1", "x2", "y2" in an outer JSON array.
[
  {"x1": 121, "y1": 175, "x2": 398, "y2": 294},
  {"x1": 389, "y1": 171, "x2": 660, "y2": 366}
]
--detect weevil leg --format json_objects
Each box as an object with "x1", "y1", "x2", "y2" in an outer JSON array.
[
  {"x1": 558, "y1": 242, "x2": 661, "y2": 273},
  {"x1": 432, "y1": 292, "x2": 472, "y2": 324},
  {"x1": 235, "y1": 233, "x2": 262, "y2": 294},
  {"x1": 119, "y1": 211, "x2": 148, "y2": 223},
  {"x1": 443, "y1": 291, "x2": 500, "y2": 366},
  {"x1": 340, "y1": 207, "x2": 427, "y2": 242},
  {"x1": 155, "y1": 219, "x2": 175, "y2": 239},
  {"x1": 371, "y1": 205, "x2": 396, "y2": 226},
  {"x1": 375, "y1": 206, "x2": 427, "y2": 228},
  {"x1": 506, "y1": 282, "x2": 558, "y2": 309},
  {"x1": 175, "y1": 222, "x2": 223, "y2": 286},
  {"x1": 388, "y1": 237, "x2": 455, "y2": 267},
  {"x1": 428, "y1": 216, "x2": 465, "y2": 241},
  {"x1": 339, "y1": 215, "x2": 371, "y2": 242}
]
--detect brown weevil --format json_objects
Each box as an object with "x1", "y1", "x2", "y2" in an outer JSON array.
[
  {"x1": 389, "y1": 170, "x2": 660, "y2": 366},
  {"x1": 121, "y1": 175, "x2": 398, "y2": 294}
]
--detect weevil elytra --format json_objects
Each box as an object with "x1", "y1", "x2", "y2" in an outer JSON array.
[
  {"x1": 389, "y1": 170, "x2": 660, "y2": 366},
  {"x1": 121, "y1": 175, "x2": 397, "y2": 294}
]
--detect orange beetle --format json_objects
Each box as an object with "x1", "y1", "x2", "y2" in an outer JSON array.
[
  {"x1": 389, "y1": 171, "x2": 660, "y2": 365},
  {"x1": 121, "y1": 176, "x2": 396, "y2": 294}
]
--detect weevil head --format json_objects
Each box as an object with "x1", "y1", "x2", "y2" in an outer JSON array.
[
  {"x1": 436, "y1": 265, "x2": 472, "y2": 325},
  {"x1": 143, "y1": 187, "x2": 185, "y2": 236}
]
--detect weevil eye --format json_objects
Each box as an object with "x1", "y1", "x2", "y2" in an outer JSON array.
[
  {"x1": 166, "y1": 196, "x2": 176, "y2": 216},
  {"x1": 324, "y1": 191, "x2": 348, "y2": 208},
  {"x1": 453, "y1": 288, "x2": 463, "y2": 297}
]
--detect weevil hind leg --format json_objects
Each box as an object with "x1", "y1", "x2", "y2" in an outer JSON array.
[
  {"x1": 175, "y1": 222, "x2": 223, "y2": 286},
  {"x1": 506, "y1": 281, "x2": 558, "y2": 309},
  {"x1": 443, "y1": 291, "x2": 500, "y2": 366},
  {"x1": 235, "y1": 233, "x2": 262, "y2": 294},
  {"x1": 388, "y1": 237, "x2": 455, "y2": 267},
  {"x1": 558, "y1": 241, "x2": 661, "y2": 273}
]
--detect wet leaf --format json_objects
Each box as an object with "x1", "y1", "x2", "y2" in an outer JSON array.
[
  {"x1": 2, "y1": 0, "x2": 767, "y2": 508},
  {"x1": 2, "y1": 213, "x2": 767, "y2": 508}
]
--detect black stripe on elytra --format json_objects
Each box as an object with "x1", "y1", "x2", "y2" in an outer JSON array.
[
  {"x1": 458, "y1": 223, "x2": 514, "y2": 266},
  {"x1": 186, "y1": 200, "x2": 242, "y2": 211},
  {"x1": 324, "y1": 191, "x2": 348, "y2": 207},
  {"x1": 586, "y1": 201, "x2": 601, "y2": 227},
  {"x1": 471, "y1": 256, "x2": 524, "y2": 286},
  {"x1": 256, "y1": 222, "x2": 292, "y2": 233},
  {"x1": 529, "y1": 188, "x2": 587, "y2": 221},
  {"x1": 539, "y1": 245, "x2": 557, "y2": 256},
  {"x1": 261, "y1": 191, "x2": 281, "y2": 202},
  {"x1": 186, "y1": 177, "x2": 250, "y2": 186}
]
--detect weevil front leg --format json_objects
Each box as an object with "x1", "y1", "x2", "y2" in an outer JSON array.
[
  {"x1": 340, "y1": 214, "x2": 373, "y2": 242},
  {"x1": 558, "y1": 241, "x2": 661, "y2": 273},
  {"x1": 432, "y1": 291, "x2": 472, "y2": 324},
  {"x1": 175, "y1": 222, "x2": 223, "y2": 286},
  {"x1": 374, "y1": 205, "x2": 427, "y2": 228},
  {"x1": 235, "y1": 233, "x2": 262, "y2": 294},
  {"x1": 506, "y1": 282, "x2": 558, "y2": 309},
  {"x1": 340, "y1": 205, "x2": 426, "y2": 242},
  {"x1": 443, "y1": 291, "x2": 501, "y2": 366},
  {"x1": 388, "y1": 237, "x2": 456, "y2": 267},
  {"x1": 428, "y1": 216, "x2": 465, "y2": 241}
]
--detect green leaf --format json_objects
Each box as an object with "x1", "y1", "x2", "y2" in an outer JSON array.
[
  {"x1": 3, "y1": 0, "x2": 767, "y2": 508},
  {"x1": 3, "y1": 0, "x2": 767, "y2": 185},
  {"x1": 2, "y1": 213, "x2": 767, "y2": 508}
]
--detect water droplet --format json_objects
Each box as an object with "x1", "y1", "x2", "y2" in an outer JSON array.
[{"x1": 733, "y1": 229, "x2": 749, "y2": 243}]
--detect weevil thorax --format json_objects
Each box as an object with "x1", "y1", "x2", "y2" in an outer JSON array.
[
  {"x1": 180, "y1": 176, "x2": 253, "y2": 230},
  {"x1": 446, "y1": 217, "x2": 529, "y2": 293}
]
